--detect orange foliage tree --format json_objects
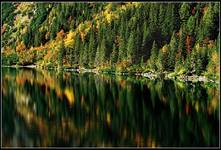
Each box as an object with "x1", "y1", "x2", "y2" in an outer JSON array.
[{"x1": 16, "y1": 42, "x2": 27, "y2": 52}]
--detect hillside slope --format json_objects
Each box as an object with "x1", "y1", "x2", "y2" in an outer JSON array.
[{"x1": 1, "y1": 2, "x2": 220, "y2": 80}]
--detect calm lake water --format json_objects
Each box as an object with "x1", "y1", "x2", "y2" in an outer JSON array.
[{"x1": 2, "y1": 68, "x2": 219, "y2": 147}]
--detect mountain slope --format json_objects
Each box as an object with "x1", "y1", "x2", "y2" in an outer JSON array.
[{"x1": 1, "y1": 2, "x2": 220, "y2": 80}]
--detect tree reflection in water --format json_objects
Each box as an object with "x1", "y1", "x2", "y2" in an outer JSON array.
[{"x1": 2, "y1": 68, "x2": 219, "y2": 147}]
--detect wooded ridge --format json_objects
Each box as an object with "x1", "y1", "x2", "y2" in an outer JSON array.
[{"x1": 1, "y1": 2, "x2": 220, "y2": 81}]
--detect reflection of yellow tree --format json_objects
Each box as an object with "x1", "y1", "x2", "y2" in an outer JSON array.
[
  {"x1": 14, "y1": 69, "x2": 78, "y2": 108},
  {"x1": 207, "y1": 87, "x2": 219, "y2": 114},
  {"x1": 64, "y1": 87, "x2": 75, "y2": 106}
]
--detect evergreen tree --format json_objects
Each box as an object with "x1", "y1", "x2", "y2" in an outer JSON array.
[
  {"x1": 127, "y1": 31, "x2": 136, "y2": 64},
  {"x1": 157, "y1": 50, "x2": 163, "y2": 72},
  {"x1": 105, "y1": 23, "x2": 114, "y2": 60},
  {"x1": 82, "y1": 43, "x2": 89, "y2": 67},
  {"x1": 99, "y1": 38, "x2": 106, "y2": 65},
  {"x1": 58, "y1": 37, "x2": 65, "y2": 68},
  {"x1": 196, "y1": 53, "x2": 203, "y2": 75},
  {"x1": 135, "y1": 24, "x2": 142, "y2": 63},
  {"x1": 185, "y1": 49, "x2": 196, "y2": 75},
  {"x1": 110, "y1": 43, "x2": 118, "y2": 65},
  {"x1": 148, "y1": 3, "x2": 158, "y2": 33},
  {"x1": 95, "y1": 44, "x2": 101, "y2": 66},
  {"x1": 88, "y1": 29, "x2": 96, "y2": 68},
  {"x1": 179, "y1": 3, "x2": 190, "y2": 22},
  {"x1": 72, "y1": 33, "x2": 80, "y2": 67},
  {"x1": 168, "y1": 32, "x2": 178, "y2": 71},
  {"x1": 141, "y1": 21, "x2": 149, "y2": 51},
  {"x1": 202, "y1": 4, "x2": 216, "y2": 39},
  {"x1": 175, "y1": 52, "x2": 183, "y2": 72},
  {"x1": 118, "y1": 20, "x2": 127, "y2": 62},
  {"x1": 187, "y1": 15, "x2": 196, "y2": 36},
  {"x1": 149, "y1": 41, "x2": 158, "y2": 71},
  {"x1": 158, "y1": 4, "x2": 166, "y2": 28},
  {"x1": 178, "y1": 27, "x2": 187, "y2": 59}
]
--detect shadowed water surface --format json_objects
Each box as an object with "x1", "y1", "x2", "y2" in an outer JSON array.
[{"x1": 2, "y1": 68, "x2": 219, "y2": 147}]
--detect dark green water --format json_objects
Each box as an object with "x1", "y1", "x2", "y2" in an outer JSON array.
[{"x1": 2, "y1": 68, "x2": 219, "y2": 147}]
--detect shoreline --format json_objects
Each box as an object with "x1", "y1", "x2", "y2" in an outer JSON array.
[
  {"x1": 2, "y1": 65, "x2": 37, "y2": 68},
  {"x1": 2, "y1": 65, "x2": 219, "y2": 84}
]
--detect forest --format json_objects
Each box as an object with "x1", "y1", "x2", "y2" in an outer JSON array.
[{"x1": 1, "y1": 2, "x2": 220, "y2": 81}]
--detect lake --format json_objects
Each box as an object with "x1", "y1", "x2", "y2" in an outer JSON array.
[{"x1": 2, "y1": 67, "x2": 219, "y2": 147}]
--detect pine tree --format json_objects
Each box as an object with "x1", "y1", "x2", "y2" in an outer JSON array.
[
  {"x1": 127, "y1": 31, "x2": 136, "y2": 64},
  {"x1": 197, "y1": 4, "x2": 216, "y2": 42},
  {"x1": 72, "y1": 33, "x2": 80, "y2": 67},
  {"x1": 178, "y1": 27, "x2": 187, "y2": 59},
  {"x1": 99, "y1": 38, "x2": 106, "y2": 65},
  {"x1": 94, "y1": 44, "x2": 100, "y2": 66},
  {"x1": 148, "y1": 3, "x2": 158, "y2": 33},
  {"x1": 58, "y1": 37, "x2": 65, "y2": 68},
  {"x1": 195, "y1": 53, "x2": 203, "y2": 75},
  {"x1": 117, "y1": 15, "x2": 128, "y2": 63},
  {"x1": 168, "y1": 32, "x2": 178, "y2": 71},
  {"x1": 185, "y1": 50, "x2": 195, "y2": 75},
  {"x1": 135, "y1": 24, "x2": 142, "y2": 63},
  {"x1": 158, "y1": 45, "x2": 170, "y2": 71},
  {"x1": 157, "y1": 50, "x2": 163, "y2": 72},
  {"x1": 187, "y1": 15, "x2": 196, "y2": 36},
  {"x1": 179, "y1": 3, "x2": 190, "y2": 22},
  {"x1": 201, "y1": 4, "x2": 216, "y2": 39},
  {"x1": 161, "y1": 4, "x2": 171, "y2": 40},
  {"x1": 83, "y1": 43, "x2": 89, "y2": 68},
  {"x1": 149, "y1": 41, "x2": 158, "y2": 71},
  {"x1": 105, "y1": 23, "x2": 114, "y2": 60},
  {"x1": 79, "y1": 42, "x2": 85, "y2": 67},
  {"x1": 141, "y1": 21, "x2": 149, "y2": 51},
  {"x1": 88, "y1": 29, "x2": 96, "y2": 68},
  {"x1": 175, "y1": 52, "x2": 183, "y2": 72},
  {"x1": 110, "y1": 43, "x2": 118, "y2": 65},
  {"x1": 158, "y1": 4, "x2": 166, "y2": 28}
]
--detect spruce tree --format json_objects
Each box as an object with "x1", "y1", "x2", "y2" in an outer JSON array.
[
  {"x1": 179, "y1": 3, "x2": 190, "y2": 22},
  {"x1": 95, "y1": 44, "x2": 101, "y2": 66},
  {"x1": 149, "y1": 41, "x2": 158, "y2": 71},
  {"x1": 118, "y1": 15, "x2": 127, "y2": 61},
  {"x1": 127, "y1": 31, "x2": 136, "y2": 64},
  {"x1": 168, "y1": 32, "x2": 178, "y2": 71},
  {"x1": 58, "y1": 37, "x2": 65, "y2": 68},
  {"x1": 72, "y1": 33, "x2": 80, "y2": 67},
  {"x1": 99, "y1": 38, "x2": 106, "y2": 65},
  {"x1": 187, "y1": 16, "x2": 196, "y2": 36},
  {"x1": 178, "y1": 27, "x2": 187, "y2": 59},
  {"x1": 88, "y1": 29, "x2": 96, "y2": 68},
  {"x1": 110, "y1": 43, "x2": 118, "y2": 65}
]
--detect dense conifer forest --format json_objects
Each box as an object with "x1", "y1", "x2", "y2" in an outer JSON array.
[{"x1": 1, "y1": 2, "x2": 220, "y2": 80}]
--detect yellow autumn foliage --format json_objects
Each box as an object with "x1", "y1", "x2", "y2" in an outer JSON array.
[
  {"x1": 64, "y1": 31, "x2": 76, "y2": 48},
  {"x1": 15, "y1": 3, "x2": 34, "y2": 14},
  {"x1": 64, "y1": 87, "x2": 75, "y2": 105},
  {"x1": 207, "y1": 51, "x2": 219, "y2": 74},
  {"x1": 104, "y1": 3, "x2": 113, "y2": 12},
  {"x1": 16, "y1": 41, "x2": 26, "y2": 52},
  {"x1": 56, "y1": 29, "x2": 65, "y2": 41},
  {"x1": 78, "y1": 21, "x2": 91, "y2": 41},
  {"x1": 106, "y1": 112, "x2": 111, "y2": 125},
  {"x1": 106, "y1": 13, "x2": 112, "y2": 23},
  {"x1": 161, "y1": 45, "x2": 169, "y2": 53},
  {"x1": 211, "y1": 51, "x2": 218, "y2": 63}
]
